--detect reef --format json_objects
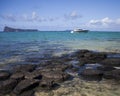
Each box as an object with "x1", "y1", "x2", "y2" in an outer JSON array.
[{"x1": 0, "y1": 49, "x2": 120, "y2": 96}]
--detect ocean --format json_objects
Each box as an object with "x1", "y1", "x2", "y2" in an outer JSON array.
[{"x1": 0, "y1": 31, "x2": 120, "y2": 66}]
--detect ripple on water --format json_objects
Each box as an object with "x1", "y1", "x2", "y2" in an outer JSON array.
[
  {"x1": 107, "y1": 53, "x2": 120, "y2": 58},
  {"x1": 0, "y1": 56, "x2": 24, "y2": 65}
]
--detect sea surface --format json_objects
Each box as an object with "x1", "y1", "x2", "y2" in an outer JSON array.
[{"x1": 0, "y1": 31, "x2": 120, "y2": 66}]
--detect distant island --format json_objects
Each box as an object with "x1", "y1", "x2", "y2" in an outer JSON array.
[{"x1": 3, "y1": 26, "x2": 38, "y2": 32}]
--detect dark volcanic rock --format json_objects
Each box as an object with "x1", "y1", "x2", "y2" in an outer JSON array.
[
  {"x1": 0, "y1": 79, "x2": 18, "y2": 94},
  {"x1": 81, "y1": 69, "x2": 103, "y2": 81},
  {"x1": 81, "y1": 69, "x2": 103, "y2": 76},
  {"x1": 41, "y1": 71, "x2": 70, "y2": 82},
  {"x1": 83, "y1": 52, "x2": 107, "y2": 61},
  {"x1": 38, "y1": 63, "x2": 71, "y2": 74},
  {"x1": 10, "y1": 90, "x2": 35, "y2": 96},
  {"x1": 44, "y1": 64, "x2": 70, "y2": 71},
  {"x1": 77, "y1": 51, "x2": 107, "y2": 66},
  {"x1": 25, "y1": 71, "x2": 42, "y2": 80},
  {"x1": 12, "y1": 64, "x2": 36, "y2": 72},
  {"x1": 11, "y1": 72, "x2": 25, "y2": 81},
  {"x1": 103, "y1": 69, "x2": 120, "y2": 80},
  {"x1": 0, "y1": 70, "x2": 10, "y2": 81},
  {"x1": 40, "y1": 78, "x2": 59, "y2": 89},
  {"x1": 13, "y1": 79, "x2": 39, "y2": 94},
  {"x1": 103, "y1": 71, "x2": 113, "y2": 79},
  {"x1": 16, "y1": 90, "x2": 35, "y2": 96},
  {"x1": 101, "y1": 58, "x2": 120, "y2": 67},
  {"x1": 74, "y1": 49, "x2": 90, "y2": 58},
  {"x1": 97, "y1": 66, "x2": 116, "y2": 71},
  {"x1": 79, "y1": 58, "x2": 97, "y2": 66}
]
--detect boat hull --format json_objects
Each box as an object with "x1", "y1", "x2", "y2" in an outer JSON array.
[{"x1": 73, "y1": 30, "x2": 89, "y2": 32}]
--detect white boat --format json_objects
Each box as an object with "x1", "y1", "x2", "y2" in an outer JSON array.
[{"x1": 73, "y1": 29, "x2": 89, "y2": 32}]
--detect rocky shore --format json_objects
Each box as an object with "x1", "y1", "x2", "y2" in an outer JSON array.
[{"x1": 0, "y1": 49, "x2": 120, "y2": 96}]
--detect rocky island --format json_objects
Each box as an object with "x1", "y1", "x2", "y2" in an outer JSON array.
[{"x1": 3, "y1": 26, "x2": 38, "y2": 32}]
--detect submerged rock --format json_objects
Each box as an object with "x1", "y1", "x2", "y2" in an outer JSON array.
[
  {"x1": 10, "y1": 72, "x2": 25, "y2": 81},
  {"x1": 0, "y1": 49, "x2": 119, "y2": 95},
  {"x1": 77, "y1": 51, "x2": 107, "y2": 66},
  {"x1": 13, "y1": 90, "x2": 34, "y2": 96},
  {"x1": 0, "y1": 79, "x2": 18, "y2": 94},
  {"x1": 42, "y1": 64, "x2": 70, "y2": 72},
  {"x1": 40, "y1": 78, "x2": 59, "y2": 90},
  {"x1": 103, "y1": 69, "x2": 120, "y2": 80},
  {"x1": 83, "y1": 52, "x2": 107, "y2": 60},
  {"x1": 13, "y1": 79, "x2": 39, "y2": 95},
  {"x1": 41, "y1": 71, "x2": 70, "y2": 82},
  {"x1": 0, "y1": 70, "x2": 10, "y2": 81},
  {"x1": 97, "y1": 66, "x2": 116, "y2": 71},
  {"x1": 81, "y1": 69, "x2": 103, "y2": 81},
  {"x1": 12, "y1": 64, "x2": 37, "y2": 72},
  {"x1": 101, "y1": 58, "x2": 120, "y2": 67},
  {"x1": 25, "y1": 71, "x2": 42, "y2": 80}
]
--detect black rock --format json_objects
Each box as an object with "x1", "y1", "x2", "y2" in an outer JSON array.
[
  {"x1": 97, "y1": 66, "x2": 116, "y2": 71},
  {"x1": 103, "y1": 69, "x2": 120, "y2": 80},
  {"x1": 11, "y1": 72, "x2": 25, "y2": 81},
  {"x1": 77, "y1": 51, "x2": 107, "y2": 66},
  {"x1": 43, "y1": 64, "x2": 69, "y2": 72},
  {"x1": 40, "y1": 78, "x2": 58, "y2": 89},
  {"x1": 0, "y1": 79, "x2": 18, "y2": 94},
  {"x1": 41, "y1": 71, "x2": 70, "y2": 82},
  {"x1": 74, "y1": 49, "x2": 90, "y2": 58},
  {"x1": 101, "y1": 58, "x2": 120, "y2": 67},
  {"x1": 12, "y1": 64, "x2": 36, "y2": 72},
  {"x1": 81, "y1": 69, "x2": 103, "y2": 81},
  {"x1": 0, "y1": 70, "x2": 10, "y2": 81},
  {"x1": 13, "y1": 79, "x2": 39, "y2": 94},
  {"x1": 24, "y1": 71, "x2": 42, "y2": 80},
  {"x1": 17, "y1": 90, "x2": 35, "y2": 96},
  {"x1": 83, "y1": 52, "x2": 107, "y2": 61}
]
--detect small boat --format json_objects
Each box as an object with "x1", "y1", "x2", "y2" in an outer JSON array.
[{"x1": 72, "y1": 29, "x2": 89, "y2": 33}]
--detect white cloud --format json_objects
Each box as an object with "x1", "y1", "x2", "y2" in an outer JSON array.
[
  {"x1": 0, "y1": 12, "x2": 60, "y2": 23},
  {"x1": 116, "y1": 18, "x2": 120, "y2": 24},
  {"x1": 22, "y1": 12, "x2": 41, "y2": 22},
  {"x1": 0, "y1": 11, "x2": 82, "y2": 23},
  {"x1": 32, "y1": 12, "x2": 37, "y2": 19},
  {"x1": 0, "y1": 14, "x2": 17, "y2": 22},
  {"x1": 88, "y1": 17, "x2": 120, "y2": 28},
  {"x1": 64, "y1": 11, "x2": 82, "y2": 20}
]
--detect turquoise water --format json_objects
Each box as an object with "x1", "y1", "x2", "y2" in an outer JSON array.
[{"x1": 0, "y1": 31, "x2": 120, "y2": 65}]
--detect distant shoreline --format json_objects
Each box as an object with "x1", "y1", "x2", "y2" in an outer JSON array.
[{"x1": 1, "y1": 31, "x2": 120, "y2": 33}]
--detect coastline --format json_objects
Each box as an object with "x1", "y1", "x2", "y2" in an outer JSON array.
[{"x1": 0, "y1": 49, "x2": 120, "y2": 96}]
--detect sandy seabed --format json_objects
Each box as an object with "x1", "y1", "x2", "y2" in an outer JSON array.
[{"x1": 35, "y1": 77, "x2": 120, "y2": 96}]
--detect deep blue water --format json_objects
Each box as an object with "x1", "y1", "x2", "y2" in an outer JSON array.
[{"x1": 0, "y1": 31, "x2": 120, "y2": 65}]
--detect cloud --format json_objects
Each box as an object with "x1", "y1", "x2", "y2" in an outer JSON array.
[
  {"x1": 48, "y1": 17, "x2": 59, "y2": 22},
  {"x1": 116, "y1": 18, "x2": 120, "y2": 24},
  {"x1": 64, "y1": 11, "x2": 82, "y2": 20},
  {"x1": 21, "y1": 12, "x2": 44, "y2": 22},
  {"x1": 88, "y1": 17, "x2": 120, "y2": 28},
  {"x1": 0, "y1": 11, "x2": 82, "y2": 23},
  {"x1": 0, "y1": 12, "x2": 60, "y2": 23},
  {"x1": 0, "y1": 14, "x2": 17, "y2": 22}
]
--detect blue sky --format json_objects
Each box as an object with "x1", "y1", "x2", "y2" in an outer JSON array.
[{"x1": 0, "y1": 0, "x2": 120, "y2": 31}]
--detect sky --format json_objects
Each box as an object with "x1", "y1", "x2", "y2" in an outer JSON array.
[{"x1": 0, "y1": 0, "x2": 120, "y2": 31}]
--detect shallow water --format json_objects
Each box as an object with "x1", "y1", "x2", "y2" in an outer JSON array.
[{"x1": 0, "y1": 31, "x2": 120, "y2": 66}]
